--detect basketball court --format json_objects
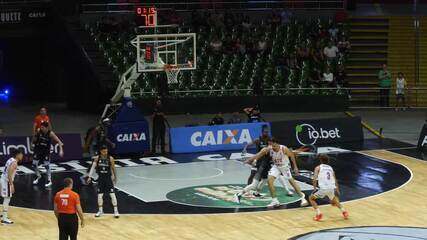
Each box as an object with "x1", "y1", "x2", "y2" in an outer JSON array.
[{"x1": 1, "y1": 2, "x2": 427, "y2": 240}]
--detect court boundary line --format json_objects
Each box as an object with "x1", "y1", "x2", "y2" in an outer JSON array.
[{"x1": 4, "y1": 150, "x2": 415, "y2": 216}]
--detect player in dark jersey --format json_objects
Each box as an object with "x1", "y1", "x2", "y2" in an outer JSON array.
[
  {"x1": 32, "y1": 122, "x2": 64, "y2": 188},
  {"x1": 87, "y1": 145, "x2": 119, "y2": 218},
  {"x1": 242, "y1": 125, "x2": 271, "y2": 185},
  {"x1": 81, "y1": 118, "x2": 115, "y2": 185}
]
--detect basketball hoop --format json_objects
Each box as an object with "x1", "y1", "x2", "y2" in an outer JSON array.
[{"x1": 164, "y1": 64, "x2": 180, "y2": 84}]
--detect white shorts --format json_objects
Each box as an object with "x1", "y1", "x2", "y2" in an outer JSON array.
[
  {"x1": 268, "y1": 165, "x2": 292, "y2": 179},
  {"x1": 313, "y1": 188, "x2": 335, "y2": 200},
  {"x1": 0, "y1": 179, "x2": 12, "y2": 198}
]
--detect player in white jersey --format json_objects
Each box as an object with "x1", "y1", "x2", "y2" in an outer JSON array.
[
  {"x1": 309, "y1": 154, "x2": 349, "y2": 221},
  {"x1": 242, "y1": 138, "x2": 308, "y2": 208},
  {"x1": 1, "y1": 149, "x2": 24, "y2": 224}
]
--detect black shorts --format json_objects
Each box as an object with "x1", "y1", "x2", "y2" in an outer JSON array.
[
  {"x1": 58, "y1": 213, "x2": 78, "y2": 240},
  {"x1": 255, "y1": 158, "x2": 272, "y2": 180},
  {"x1": 97, "y1": 176, "x2": 114, "y2": 194},
  {"x1": 33, "y1": 151, "x2": 50, "y2": 165}
]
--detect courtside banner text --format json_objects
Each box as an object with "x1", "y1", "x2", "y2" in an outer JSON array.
[
  {"x1": 0, "y1": 134, "x2": 83, "y2": 165},
  {"x1": 170, "y1": 122, "x2": 270, "y2": 153},
  {"x1": 271, "y1": 117, "x2": 363, "y2": 147},
  {"x1": 417, "y1": 123, "x2": 427, "y2": 150}
]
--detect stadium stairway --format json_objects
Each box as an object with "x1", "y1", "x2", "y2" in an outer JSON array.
[
  {"x1": 387, "y1": 16, "x2": 416, "y2": 107},
  {"x1": 347, "y1": 16, "x2": 389, "y2": 107},
  {"x1": 67, "y1": 22, "x2": 117, "y2": 95}
]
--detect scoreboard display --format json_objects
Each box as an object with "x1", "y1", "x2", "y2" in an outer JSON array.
[{"x1": 135, "y1": 6, "x2": 157, "y2": 27}]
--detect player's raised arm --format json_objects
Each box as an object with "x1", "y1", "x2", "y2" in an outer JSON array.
[
  {"x1": 87, "y1": 157, "x2": 98, "y2": 184},
  {"x1": 50, "y1": 131, "x2": 64, "y2": 157},
  {"x1": 284, "y1": 147, "x2": 299, "y2": 174},
  {"x1": 245, "y1": 147, "x2": 268, "y2": 165}
]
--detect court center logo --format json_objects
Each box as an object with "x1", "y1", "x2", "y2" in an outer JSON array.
[
  {"x1": 166, "y1": 184, "x2": 302, "y2": 208},
  {"x1": 289, "y1": 226, "x2": 427, "y2": 240},
  {"x1": 295, "y1": 124, "x2": 341, "y2": 145}
]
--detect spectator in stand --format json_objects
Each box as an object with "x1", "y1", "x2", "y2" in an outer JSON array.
[
  {"x1": 296, "y1": 44, "x2": 309, "y2": 65},
  {"x1": 228, "y1": 112, "x2": 243, "y2": 124},
  {"x1": 309, "y1": 68, "x2": 322, "y2": 87},
  {"x1": 318, "y1": 27, "x2": 328, "y2": 39},
  {"x1": 378, "y1": 64, "x2": 392, "y2": 107},
  {"x1": 243, "y1": 106, "x2": 265, "y2": 123},
  {"x1": 270, "y1": 10, "x2": 281, "y2": 27},
  {"x1": 395, "y1": 72, "x2": 407, "y2": 111},
  {"x1": 234, "y1": 38, "x2": 247, "y2": 55},
  {"x1": 328, "y1": 24, "x2": 339, "y2": 42},
  {"x1": 338, "y1": 36, "x2": 351, "y2": 54},
  {"x1": 209, "y1": 112, "x2": 224, "y2": 125},
  {"x1": 210, "y1": 36, "x2": 223, "y2": 54},
  {"x1": 335, "y1": 64, "x2": 347, "y2": 87},
  {"x1": 33, "y1": 107, "x2": 51, "y2": 136},
  {"x1": 322, "y1": 67, "x2": 335, "y2": 87},
  {"x1": 242, "y1": 16, "x2": 252, "y2": 31},
  {"x1": 323, "y1": 41, "x2": 339, "y2": 62},
  {"x1": 280, "y1": 9, "x2": 293, "y2": 24},
  {"x1": 223, "y1": 35, "x2": 234, "y2": 54},
  {"x1": 257, "y1": 38, "x2": 268, "y2": 54}
]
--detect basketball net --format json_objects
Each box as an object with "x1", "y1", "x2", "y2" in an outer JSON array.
[{"x1": 164, "y1": 64, "x2": 180, "y2": 84}]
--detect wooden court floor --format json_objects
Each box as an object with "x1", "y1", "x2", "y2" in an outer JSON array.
[{"x1": 0, "y1": 150, "x2": 426, "y2": 240}]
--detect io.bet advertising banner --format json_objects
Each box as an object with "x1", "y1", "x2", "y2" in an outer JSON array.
[{"x1": 271, "y1": 117, "x2": 364, "y2": 147}]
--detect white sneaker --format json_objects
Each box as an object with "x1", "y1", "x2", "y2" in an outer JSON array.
[
  {"x1": 114, "y1": 212, "x2": 120, "y2": 219},
  {"x1": 45, "y1": 181, "x2": 52, "y2": 188},
  {"x1": 95, "y1": 211, "x2": 103, "y2": 218},
  {"x1": 267, "y1": 199, "x2": 280, "y2": 208},
  {"x1": 33, "y1": 177, "x2": 41, "y2": 185},
  {"x1": 234, "y1": 193, "x2": 241, "y2": 204},
  {"x1": 1, "y1": 218, "x2": 14, "y2": 224},
  {"x1": 300, "y1": 198, "x2": 309, "y2": 207}
]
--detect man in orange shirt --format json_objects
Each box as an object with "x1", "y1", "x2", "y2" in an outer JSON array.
[
  {"x1": 33, "y1": 107, "x2": 51, "y2": 136},
  {"x1": 54, "y1": 178, "x2": 85, "y2": 240}
]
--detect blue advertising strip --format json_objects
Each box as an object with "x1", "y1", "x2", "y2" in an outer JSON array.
[
  {"x1": 170, "y1": 122, "x2": 271, "y2": 153},
  {"x1": 109, "y1": 121, "x2": 150, "y2": 154},
  {"x1": 0, "y1": 134, "x2": 82, "y2": 165}
]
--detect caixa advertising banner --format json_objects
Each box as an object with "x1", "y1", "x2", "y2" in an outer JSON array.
[
  {"x1": 271, "y1": 117, "x2": 363, "y2": 147},
  {"x1": 170, "y1": 122, "x2": 271, "y2": 153},
  {"x1": 109, "y1": 121, "x2": 150, "y2": 154},
  {"x1": 0, "y1": 134, "x2": 83, "y2": 165}
]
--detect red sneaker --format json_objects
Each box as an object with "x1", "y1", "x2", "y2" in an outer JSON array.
[
  {"x1": 313, "y1": 213, "x2": 323, "y2": 221},
  {"x1": 342, "y1": 211, "x2": 349, "y2": 219}
]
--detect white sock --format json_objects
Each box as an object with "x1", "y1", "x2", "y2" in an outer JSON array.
[
  {"x1": 2, "y1": 197, "x2": 10, "y2": 220},
  {"x1": 316, "y1": 208, "x2": 321, "y2": 215},
  {"x1": 256, "y1": 179, "x2": 267, "y2": 192},
  {"x1": 242, "y1": 179, "x2": 259, "y2": 194},
  {"x1": 110, "y1": 193, "x2": 118, "y2": 213},
  {"x1": 97, "y1": 194, "x2": 104, "y2": 212},
  {"x1": 45, "y1": 165, "x2": 51, "y2": 182}
]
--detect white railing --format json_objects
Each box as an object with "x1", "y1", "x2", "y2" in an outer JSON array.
[{"x1": 81, "y1": 1, "x2": 346, "y2": 14}]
